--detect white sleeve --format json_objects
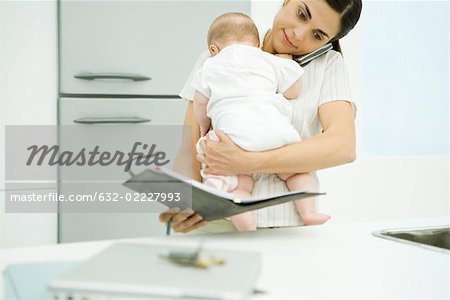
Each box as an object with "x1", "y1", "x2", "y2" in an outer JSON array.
[
  {"x1": 318, "y1": 52, "x2": 356, "y2": 115},
  {"x1": 179, "y1": 50, "x2": 211, "y2": 101},
  {"x1": 191, "y1": 69, "x2": 211, "y2": 99},
  {"x1": 276, "y1": 58, "x2": 304, "y2": 93}
]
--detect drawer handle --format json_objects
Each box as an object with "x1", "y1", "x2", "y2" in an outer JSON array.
[
  {"x1": 73, "y1": 117, "x2": 151, "y2": 124},
  {"x1": 74, "y1": 73, "x2": 151, "y2": 81}
]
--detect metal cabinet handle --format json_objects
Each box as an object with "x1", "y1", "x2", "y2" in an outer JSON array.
[
  {"x1": 74, "y1": 73, "x2": 151, "y2": 81},
  {"x1": 73, "y1": 117, "x2": 151, "y2": 124}
]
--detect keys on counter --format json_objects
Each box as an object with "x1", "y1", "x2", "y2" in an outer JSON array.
[{"x1": 160, "y1": 242, "x2": 225, "y2": 268}]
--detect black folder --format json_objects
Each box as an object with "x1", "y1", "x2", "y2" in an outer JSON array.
[{"x1": 122, "y1": 167, "x2": 324, "y2": 221}]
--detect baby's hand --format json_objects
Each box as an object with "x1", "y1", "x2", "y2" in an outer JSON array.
[
  {"x1": 200, "y1": 126, "x2": 209, "y2": 137},
  {"x1": 275, "y1": 53, "x2": 293, "y2": 60}
]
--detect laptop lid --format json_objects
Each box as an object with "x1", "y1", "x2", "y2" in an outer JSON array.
[{"x1": 48, "y1": 243, "x2": 262, "y2": 300}]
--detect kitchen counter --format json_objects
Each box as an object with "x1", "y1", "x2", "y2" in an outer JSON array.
[{"x1": 1, "y1": 217, "x2": 449, "y2": 299}]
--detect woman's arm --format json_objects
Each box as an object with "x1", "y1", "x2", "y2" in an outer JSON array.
[
  {"x1": 162, "y1": 50, "x2": 211, "y2": 233},
  {"x1": 173, "y1": 101, "x2": 202, "y2": 181},
  {"x1": 201, "y1": 100, "x2": 356, "y2": 175},
  {"x1": 193, "y1": 91, "x2": 212, "y2": 137},
  {"x1": 162, "y1": 101, "x2": 208, "y2": 233},
  {"x1": 282, "y1": 79, "x2": 300, "y2": 100}
]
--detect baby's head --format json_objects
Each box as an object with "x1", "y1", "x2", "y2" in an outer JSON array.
[{"x1": 207, "y1": 12, "x2": 260, "y2": 56}]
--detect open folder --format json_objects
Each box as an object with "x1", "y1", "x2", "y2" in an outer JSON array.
[{"x1": 122, "y1": 167, "x2": 324, "y2": 221}]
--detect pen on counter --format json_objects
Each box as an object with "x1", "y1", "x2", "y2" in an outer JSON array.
[{"x1": 166, "y1": 219, "x2": 172, "y2": 236}]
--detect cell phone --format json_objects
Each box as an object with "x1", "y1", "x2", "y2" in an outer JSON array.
[{"x1": 294, "y1": 43, "x2": 333, "y2": 66}]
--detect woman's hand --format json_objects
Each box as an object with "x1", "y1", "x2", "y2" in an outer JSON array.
[
  {"x1": 159, "y1": 208, "x2": 208, "y2": 233},
  {"x1": 197, "y1": 130, "x2": 252, "y2": 176}
]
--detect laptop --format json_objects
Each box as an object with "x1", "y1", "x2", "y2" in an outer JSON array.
[{"x1": 47, "y1": 243, "x2": 262, "y2": 300}]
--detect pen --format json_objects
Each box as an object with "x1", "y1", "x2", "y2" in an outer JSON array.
[{"x1": 166, "y1": 219, "x2": 171, "y2": 236}]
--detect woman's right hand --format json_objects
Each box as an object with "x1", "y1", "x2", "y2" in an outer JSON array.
[
  {"x1": 159, "y1": 208, "x2": 208, "y2": 233},
  {"x1": 198, "y1": 129, "x2": 254, "y2": 176}
]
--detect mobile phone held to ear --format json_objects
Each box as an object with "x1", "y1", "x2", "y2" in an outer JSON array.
[{"x1": 294, "y1": 43, "x2": 333, "y2": 66}]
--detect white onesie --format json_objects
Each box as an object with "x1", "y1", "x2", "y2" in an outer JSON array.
[
  {"x1": 183, "y1": 48, "x2": 355, "y2": 227},
  {"x1": 192, "y1": 44, "x2": 304, "y2": 152},
  {"x1": 192, "y1": 44, "x2": 303, "y2": 192}
]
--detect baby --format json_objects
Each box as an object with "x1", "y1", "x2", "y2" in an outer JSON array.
[{"x1": 192, "y1": 12, "x2": 330, "y2": 230}]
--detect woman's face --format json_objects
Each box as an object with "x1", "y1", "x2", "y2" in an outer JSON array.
[{"x1": 271, "y1": 0, "x2": 341, "y2": 55}]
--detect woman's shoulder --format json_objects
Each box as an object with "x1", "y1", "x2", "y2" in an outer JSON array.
[
  {"x1": 325, "y1": 49, "x2": 343, "y2": 59},
  {"x1": 301, "y1": 50, "x2": 346, "y2": 77},
  {"x1": 312, "y1": 49, "x2": 344, "y2": 68},
  {"x1": 179, "y1": 50, "x2": 210, "y2": 101},
  {"x1": 193, "y1": 50, "x2": 212, "y2": 70}
]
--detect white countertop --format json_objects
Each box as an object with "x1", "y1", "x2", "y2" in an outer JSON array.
[{"x1": 1, "y1": 217, "x2": 449, "y2": 299}]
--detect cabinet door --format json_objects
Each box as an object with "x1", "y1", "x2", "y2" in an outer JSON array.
[
  {"x1": 58, "y1": 97, "x2": 188, "y2": 242},
  {"x1": 59, "y1": 0, "x2": 250, "y2": 95},
  {"x1": 1, "y1": 190, "x2": 58, "y2": 248}
]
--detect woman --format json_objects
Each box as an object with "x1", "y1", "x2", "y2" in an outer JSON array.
[{"x1": 160, "y1": 0, "x2": 362, "y2": 233}]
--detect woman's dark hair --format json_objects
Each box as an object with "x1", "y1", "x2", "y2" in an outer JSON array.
[{"x1": 326, "y1": 0, "x2": 363, "y2": 52}]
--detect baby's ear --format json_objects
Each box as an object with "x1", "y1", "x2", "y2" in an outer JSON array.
[{"x1": 209, "y1": 44, "x2": 220, "y2": 56}]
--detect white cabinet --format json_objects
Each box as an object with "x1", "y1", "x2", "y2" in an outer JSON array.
[
  {"x1": 59, "y1": 0, "x2": 251, "y2": 95},
  {"x1": 1, "y1": 0, "x2": 58, "y2": 248},
  {"x1": 57, "y1": 0, "x2": 250, "y2": 242},
  {"x1": 1, "y1": 0, "x2": 58, "y2": 190},
  {"x1": 0, "y1": 191, "x2": 58, "y2": 248},
  {"x1": 58, "y1": 97, "x2": 188, "y2": 242}
]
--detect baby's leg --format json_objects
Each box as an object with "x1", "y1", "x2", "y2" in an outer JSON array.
[
  {"x1": 229, "y1": 174, "x2": 257, "y2": 231},
  {"x1": 277, "y1": 172, "x2": 295, "y2": 181},
  {"x1": 279, "y1": 173, "x2": 330, "y2": 226}
]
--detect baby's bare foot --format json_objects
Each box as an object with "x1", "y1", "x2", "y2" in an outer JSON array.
[{"x1": 300, "y1": 211, "x2": 331, "y2": 226}]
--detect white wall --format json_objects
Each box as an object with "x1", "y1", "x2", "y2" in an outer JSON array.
[
  {"x1": 318, "y1": 156, "x2": 449, "y2": 222},
  {"x1": 322, "y1": 1, "x2": 449, "y2": 222},
  {"x1": 251, "y1": 0, "x2": 449, "y2": 222},
  {"x1": 0, "y1": 0, "x2": 58, "y2": 248},
  {"x1": 251, "y1": 0, "x2": 280, "y2": 42}
]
